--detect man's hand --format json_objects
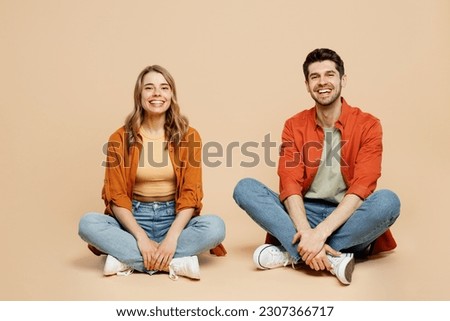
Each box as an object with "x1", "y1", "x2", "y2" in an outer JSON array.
[
  {"x1": 292, "y1": 228, "x2": 327, "y2": 265},
  {"x1": 307, "y1": 244, "x2": 341, "y2": 271}
]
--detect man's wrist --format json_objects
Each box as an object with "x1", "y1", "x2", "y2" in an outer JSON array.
[{"x1": 315, "y1": 223, "x2": 332, "y2": 240}]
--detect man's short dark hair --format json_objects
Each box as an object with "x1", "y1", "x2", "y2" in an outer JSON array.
[{"x1": 303, "y1": 48, "x2": 345, "y2": 80}]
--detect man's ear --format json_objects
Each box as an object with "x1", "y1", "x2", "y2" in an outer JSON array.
[
  {"x1": 341, "y1": 74, "x2": 347, "y2": 88},
  {"x1": 305, "y1": 79, "x2": 311, "y2": 93}
]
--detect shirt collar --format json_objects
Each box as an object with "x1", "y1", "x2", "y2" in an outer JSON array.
[{"x1": 336, "y1": 97, "x2": 350, "y2": 128}]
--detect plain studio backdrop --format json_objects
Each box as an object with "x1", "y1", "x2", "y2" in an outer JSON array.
[{"x1": 1, "y1": 0, "x2": 449, "y2": 301}]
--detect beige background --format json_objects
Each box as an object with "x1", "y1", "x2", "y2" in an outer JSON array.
[{"x1": 1, "y1": 0, "x2": 449, "y2": 300}]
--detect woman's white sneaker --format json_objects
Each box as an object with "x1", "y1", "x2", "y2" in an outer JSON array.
[
  {"x1": 168, "y1": 256, "x2": 200, "y2": 280},
  {"x1": 103, "y1": 255, "x2": 133, "y2": 276}
]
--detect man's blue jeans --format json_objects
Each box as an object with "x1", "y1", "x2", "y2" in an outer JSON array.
[
  {"x1": 233, "y1": 178, "x2": 400, "y2": 263},
  {"x1": 78, "y1": 200, "x2": 226, "y2": 273}
]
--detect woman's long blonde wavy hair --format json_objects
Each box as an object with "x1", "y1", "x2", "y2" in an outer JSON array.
[{"x1": 125, "y1": 65, "x2": 189, "y2": 148}]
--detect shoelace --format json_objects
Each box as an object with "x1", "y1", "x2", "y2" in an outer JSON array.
[
  {"x1": 327, "y1": 253, "x2": 350, "y2": 274},
  {"x1": 328, "y1": 257, "x2": 339, "y2": 274},
  {"x1": 168, "y1": 266, "x2": 178, "y2": 281},
  {"x1": 117, "y1": 268, "x2": 134, "y2": 276},
  {"x1": 269, "y1": 248, "x2": 292, "y2": 267}
]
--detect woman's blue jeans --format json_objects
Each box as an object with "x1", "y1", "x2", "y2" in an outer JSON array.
[
  {"x1": 78, "y1": 200, "x2": 226, "y2": 273},
  {"x1": 233, "y1": 178, "x2": 400, "y2": 263}
]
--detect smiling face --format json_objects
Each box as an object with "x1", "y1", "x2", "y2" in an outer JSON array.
[
  {"x1": 305, "y1": 60, "x2": 346, "y2": 107},
  {"x1": 140, "y1": 71, "x2": 172, "y2": 117}
]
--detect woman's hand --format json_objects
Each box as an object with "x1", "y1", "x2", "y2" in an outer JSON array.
[
  {"x1": 136, "y1": 236, "x2": 159, "y2": 271},
  {"x1": 151, "y1": 236, "x2": 178, "y2": 271},
  {"x1": 149, "y1": 208, "x2": 193, "y2": 271}
]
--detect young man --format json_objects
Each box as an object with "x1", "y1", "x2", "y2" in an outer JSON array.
[{"x1": 233, "y1": 48, "x2": 400, "y2": 285}]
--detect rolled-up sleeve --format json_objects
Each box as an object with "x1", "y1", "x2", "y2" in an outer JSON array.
[
  {"x1": 278, "y1": 119, "x2": 305, "y2": 202},
  {"x1": 174, "y1": 128, "x2": 203, "y2": 215},
  {"x1": 345, "y1": 119, "x2": 382, "y2": 199},
  {"x1": 101, "y1": 132, "x2": 133, "y2": 214}
]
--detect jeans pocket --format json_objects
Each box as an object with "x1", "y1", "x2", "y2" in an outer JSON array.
[
  {"x1": 153, "y1": 205, "x2": 175, "y2": 239},
  {"x1": 165, "y1": 206, "x2": 175, "y2": 217}
]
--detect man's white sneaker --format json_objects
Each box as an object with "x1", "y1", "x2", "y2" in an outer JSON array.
[
  {"x1": 253, "y1": 244, "x2": 294, "y2": 269},
  {"x1": 169, "y1": 256, "x2": 200, "y2": 280},
  {"x1": 327, "y1": 252, "x2": 355, "y2": 285},
  {"x1": 103, "y1": 255, "x2": 133, "y2": 276}
]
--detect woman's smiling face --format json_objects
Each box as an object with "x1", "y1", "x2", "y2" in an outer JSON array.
[{"x1": 140, "y1": 71, "x2": 172, "y2": 116}]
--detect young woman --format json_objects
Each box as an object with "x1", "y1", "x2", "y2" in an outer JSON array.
[{"x1": 79, "y1": 65, "x2": 226, "y2": 280}]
